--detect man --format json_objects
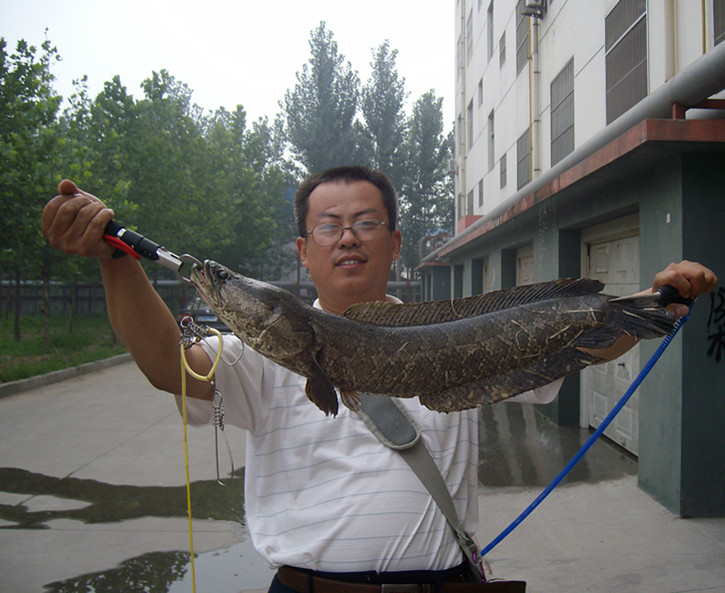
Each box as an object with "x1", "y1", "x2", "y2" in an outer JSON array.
[{"x1": 42, "y1": 166, "x2": 717, "y2": 592}]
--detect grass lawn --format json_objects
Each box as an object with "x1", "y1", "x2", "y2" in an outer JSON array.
[{"x1": 0, "y1": 313, "x2": 127, "y2": 383}]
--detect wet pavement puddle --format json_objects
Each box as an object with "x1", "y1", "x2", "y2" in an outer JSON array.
[
  {"x1": 1, "y1": 403, "x2": 636, "y2": 592},
  {"x1": 0, "y1": 466, "x2": 274, "y2": 591}
]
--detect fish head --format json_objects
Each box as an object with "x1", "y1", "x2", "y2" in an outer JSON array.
[{"x1": 189, "y1": 260, "x2": 314, "y2": 359}]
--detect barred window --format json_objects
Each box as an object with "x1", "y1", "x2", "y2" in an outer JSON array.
[
  {"x1": 551, "y1": 59, "x2": 574, "y2": 166},
  {"x1": 487, "y1": 110, "x2": 495, "y2": 171},
  {"x1": 467, "y1": 100, "x2": 474, "y2": 152},
  {"x1": 487, "y1": 2, "x2": 494, "y2": 62},
  {"x1": 716, "y1": 0, "x2": 725, "y2": 45},
  {"x1": 516, "y1": 0, "x2": 529, "y2": 75},
  {"x1": 467, "y1": 9, "x2": 474, "y2": 65},
  {"x1": 605, "y1": 0, "x2": 647, "y2": 124},
  {"x1": 500, "y1": 153, "x2": 507, "y2": 189},
  {"x1": 517, "y1": 128, "x2": 531, "y2": 190}
]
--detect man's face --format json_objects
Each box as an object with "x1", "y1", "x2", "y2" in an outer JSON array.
[{"x1": 296, "y1": 179, "x2": 402, "y2": 314}]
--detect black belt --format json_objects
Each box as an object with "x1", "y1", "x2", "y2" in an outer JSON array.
[{"x1": 277, "y1": 565, "x2": 526, "y2": 593}]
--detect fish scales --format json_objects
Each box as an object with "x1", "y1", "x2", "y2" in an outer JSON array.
[{"x1": 190, "y1": 261, "x2": 675, "y2": 416}]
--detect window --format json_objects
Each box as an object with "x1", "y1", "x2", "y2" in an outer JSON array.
[
  {"x1": 551, "y1": 59, "x2": 575, "y2": 166},
  {"x1": 467, "y1": 190, "x2": 474, "y2": 216},
  {"x1": 499, "y1": 32, "x2": 506, "y2": 68},
  {"x1": 478, "y1": 179, "x2": 484, "y2": 207},
  {"x1": 467, "y1": 9, "x2": 474, "y2": 65},
  {"x1": 456, "y1": 34, "x2": 463, "y2": 81},
  {"x1": 516, "y1": 0, "x2": 529, "y2": 75},
  {"x1": 500, "y1": 153, "x2": 507, "y2": 189},
  {"x1": 517, "y1": 128, "x2": 531, "y2": 189},
  {"x1": 487, "y1": 2, "x2": 494, "y2": 62},
  {"x1": 605, "y1": 0, "x2": 647, "y2": 123},
  {"x1": 478, "y1": 78, "x2": 483, "y2": 106},
  {"x1": 487, "y1": 110, "x2": 495, "y2": 171},
  {"x1": 467, "y1": 100, "x2": 474, "y2": 152},
  {"x1": 716, "y1": 0, "x2": 725, "y2": 45}
]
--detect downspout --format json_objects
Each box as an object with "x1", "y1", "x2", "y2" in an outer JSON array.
[
  {"x1": 459, "y1": 2, "x2": 468, "y2": 220},
  {"x1": 665, "y1": 0, "x2": 675, "y2": 79},
  {"x1": 530, "y1": 17, "x2": 541, "y2": 179},
  {"x1": 702, "y1": 0, "x2": 707, "y2": 55},
  {"x1": 431, "y1": 39, "x2": 725, "y2": 257}
]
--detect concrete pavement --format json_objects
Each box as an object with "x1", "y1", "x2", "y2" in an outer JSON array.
[{"x1": 1, "y1": 360, "x2": 724, "y2": 593}]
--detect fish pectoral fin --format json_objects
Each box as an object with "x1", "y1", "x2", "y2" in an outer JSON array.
[
  {"x1": 304, "y1": 354, "x2": 339, "y2": 416},
  {"x1": 340, "y1": 390, "x2": 361, "y2": 412}
]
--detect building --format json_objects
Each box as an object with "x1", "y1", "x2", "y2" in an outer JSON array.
[{"x1": 419, "y1": 0, "x2": 725, "y2": 517}]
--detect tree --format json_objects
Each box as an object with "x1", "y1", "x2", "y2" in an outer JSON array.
[
  {"x1": 0, "y1": 35, "x2": 62, "y2": 339},
  {"x1": 284, "y1": 22, "x2": 361, "y2": 174},
  {"x1": 202, "y1": 107, "x2": 297, "y2": 279},
  {"x1": 398, "y1": 91, "x2": 454, "y2": 274},
  {"x1": 361, "y1": 40, "x2": 408, "y2": 190}
]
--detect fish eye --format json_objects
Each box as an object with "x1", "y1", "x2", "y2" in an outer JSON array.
[{"x1": 216, "y1": 268, "x2": 229, "y2": 279}]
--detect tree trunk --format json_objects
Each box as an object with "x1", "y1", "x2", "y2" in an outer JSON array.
[
  {"x1": 68, "y1": 277, "x2": 77, "y2": 334},
  {"x1": 42, "y1": 250, "x2": 51, "y2": 354},
  {"x1": 13, "y1": 266, "x2": 21, "y2": 341}
]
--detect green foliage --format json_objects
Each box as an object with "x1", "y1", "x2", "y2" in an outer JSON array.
[
  {"x1": 284, "y1": 22, "x2": 363, "y2": 172},
  {"x1": 0, "y1": 313, "x2": 127, "y2": 382},
  {"x1": 0, "y1": 35, "x2": 62, "y2": 272},
  {"x1": 1, "y1": 23, "x2": 454, "y2": 339},
  {"x1": 398, "y1": 91, "x2": 455, "y2": 272},
  {"x1": 361, "y1": 40, "x2": 409, "y2": 190}
]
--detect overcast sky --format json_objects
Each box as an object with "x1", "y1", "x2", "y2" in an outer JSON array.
[{"x1": 2, "y1": 0, "x2": 456, "y2": 125}]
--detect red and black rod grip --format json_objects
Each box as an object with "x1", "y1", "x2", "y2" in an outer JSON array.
[{"x1": 104, "y1": 221, "x2": 161, "y2": 261}]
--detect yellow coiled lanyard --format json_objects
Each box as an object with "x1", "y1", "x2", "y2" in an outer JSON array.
[{"x1": 179, "y1": 328, "x2": 223, "y2": 593}]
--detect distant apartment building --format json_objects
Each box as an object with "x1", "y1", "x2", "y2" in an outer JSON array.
[{"x1": 419, "y1": 0, "x2": 725, "y2": 517}]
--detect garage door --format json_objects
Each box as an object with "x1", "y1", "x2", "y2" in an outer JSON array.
[
  {"x1": 581, "y1": 214, "x2": 641, "y2": 455},
  {"x1": 516, "y1": 245, "x2": 534, "y2": 286}
]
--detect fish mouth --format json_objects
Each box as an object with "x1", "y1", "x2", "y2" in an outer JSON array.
[{"x1": 188, "y1": 260, "x2": 228, "y2": 309}]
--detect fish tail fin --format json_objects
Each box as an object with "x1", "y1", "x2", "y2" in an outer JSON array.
[{"x1": 575, "y1": 297, "x2": 675, "y2": 349}]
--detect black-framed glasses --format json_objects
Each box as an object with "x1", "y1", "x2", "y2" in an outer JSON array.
[{"x1": 306, "y1": 219, "x2": 389, "y2": 246}]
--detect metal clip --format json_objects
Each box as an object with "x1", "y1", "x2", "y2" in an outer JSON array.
[
  {"x1": 179, "y1": 316, "x2": 213, "y2": 349},
  {"x1": 213, "y1": 388, "x2": 235, "y2": 485},
  {"x1": 176, "y1": 254, "x2": 204, "y2": 285}
]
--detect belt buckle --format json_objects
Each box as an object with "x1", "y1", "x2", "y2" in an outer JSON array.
[{"x1": 381, "y1": 586, "x2": 428, "y2": 593}]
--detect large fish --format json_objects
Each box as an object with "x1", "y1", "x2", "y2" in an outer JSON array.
[{"x1": 189, "y1": 260, "x2": 675, "y2": 415}]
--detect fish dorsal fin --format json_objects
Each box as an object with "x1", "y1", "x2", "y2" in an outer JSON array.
[{"x1": 342, "y1": 278, "x2": 605, "y2": 327}]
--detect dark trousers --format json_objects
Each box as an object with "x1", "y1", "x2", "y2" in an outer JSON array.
[
  {"x1": 268, "y1": 562, "x2": 470, "y2": 593},
  {"x1": 268, "y1": 573, "x2": 297, "y2": 593}
]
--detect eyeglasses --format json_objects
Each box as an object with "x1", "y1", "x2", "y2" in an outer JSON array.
[{"x1": 306, "y1": 219, "x2": 390, "y2": 246}]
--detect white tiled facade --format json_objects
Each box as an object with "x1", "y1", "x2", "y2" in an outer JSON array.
[{"x1": 453, "y1": 0, "x2": 725, "y2": 231}]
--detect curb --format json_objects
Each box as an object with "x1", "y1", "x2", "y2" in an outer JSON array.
[{"x1": 0, "y1": 353, "x2": 134, "y2": 399}]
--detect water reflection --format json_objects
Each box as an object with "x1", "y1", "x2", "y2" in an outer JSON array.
[
  {"x1": 44, "y1": 551, "x2": 191, "y2": 593},
  {"x1": 0, "y1": 466, "x2": 278, "y2": 592},
  {"x1": 0, "y1": 466, "x2": 246, "y2": 528},
  {"x1": 43, "y1": 539, "x2": 274, "y2": 593},
  {"x1": 478, "y1": 403, "x2": 636, "y2": 488}
]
